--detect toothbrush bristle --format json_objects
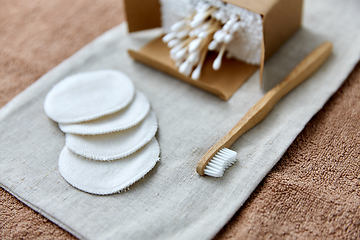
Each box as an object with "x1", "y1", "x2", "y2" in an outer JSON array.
[{"x1": 203, "y1": 148, "x2": 237, "y2": 177}]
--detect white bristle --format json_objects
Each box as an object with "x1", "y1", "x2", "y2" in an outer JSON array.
[{"x1": 203, "y1": 148, "x2": 237, "y2": 177}]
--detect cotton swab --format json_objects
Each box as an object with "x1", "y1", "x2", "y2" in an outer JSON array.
[
  {"x1": 208, "y1": 40, "x2": 219, "y2": 50},
  {"x1": 188, "y1": 51, "x2": 200, "y2": 65},
  {"x1": 213, "y1": 43, "x2": 226, "y2": 70},
  {"x1": 162, "y1": 32, "x2": 177, "y2": 43},
  {"x1": 190, "y1": 7, "x2": 217, "y2": 28},
  {"x1": 176, "y1": 27, "x2": 191, "y2": 39},
  {"x1": 230, "y1": 21, "x2": 245, "y2": 34},
  {"x1": 170, "y1": 20, "x2": 187, "y2": 32},
  {"x1": 175, "y1": 47, "x2": 188, "y2": 60},
  {"x1": 191, "y1": 37, "x2": 212, "y2": 80},
  {"x1": 213, "y1": 30, "x2": 227, "y2": 43},
  {"x1": 168, "y1": 38, "x2": 183, "y2": 48},
  {"x1": 179, "y1": 60, "x2": 192, "y2": 76},
  {"x1": 169, "y1": 37, "x2": 194, "y2": 59},
  {"x1": 223, "y1": 17, "x2": 238, "y2": 32},
  {"x1": 223, "y1": 33, "x2": 233, "y2": 44},
  {"x1": 191, "y1": 50, "x2": 206, "y2": 80},
  {"x1": 188, "y1": 38, "x2": 203, "y2": 53},
  {"x1": 198, "y1": 22, "x2": 221, "y2": 38}
]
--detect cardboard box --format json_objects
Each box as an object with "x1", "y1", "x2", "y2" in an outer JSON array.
[{"x1": 125, "y1": 0, "x2": 303, "y2": 100}]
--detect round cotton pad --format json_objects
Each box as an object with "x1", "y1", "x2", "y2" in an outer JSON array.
[
  {"x1": 58, "y1": 91, "x2": 150, "y2": 135},
  {"x1": 44, "y1": 70, "x2": 135, "y2": 124},
  {"x1": 65, "y1": 111, "x2": 158, "y2": 161},
  {"x1": 59, "y1": 138, "x2": 160, "y2": 195}
]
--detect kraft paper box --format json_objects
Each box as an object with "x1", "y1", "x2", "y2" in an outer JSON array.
[{"x1": 125, "y1": 0, "x2": 303, "y2": 100}]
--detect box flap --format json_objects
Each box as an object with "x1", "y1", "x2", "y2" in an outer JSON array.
[
  {"x1": 262, "y1": 0, "x2": 303, "y2": 60},
  {"x1": 223, "y1": 0, "x2": 280, "y2": 15},
  {"x1": 124, "y1": 0, "x2": 161, "y2": 32},
  {"x1": 128, "y1": 36, "x2": 258, "y2": 100}
]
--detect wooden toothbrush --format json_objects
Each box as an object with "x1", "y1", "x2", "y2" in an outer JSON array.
[{"x1": 197, "y1": 41, "x2": 333, "y2": 177}]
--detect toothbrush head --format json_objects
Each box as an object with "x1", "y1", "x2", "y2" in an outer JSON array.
[{"x1": 203, "y1": 148, "x2": 237, "y2": 177}]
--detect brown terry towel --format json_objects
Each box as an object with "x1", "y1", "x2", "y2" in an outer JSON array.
[{"x1": 1, "y1": 1, "x2": 359, "y2": 239}]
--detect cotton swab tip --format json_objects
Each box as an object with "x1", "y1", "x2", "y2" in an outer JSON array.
[
  {"x1": 184, "y1": 64, "x2": 193, "y2": 76},
  {"x1": 214, "y1": 30, "x2": 226, "y2": 43},
  {"x1": 168, "y1": 39, "x2": 181, "y2": 48},
  {"x1": 170, "y1": 44, "x2": 182, "y2": 56},
  {"x1": 223, "y1": 33, "x2": 234, "y2": 44},
  {"x1": 175, "y1": 48, "x2": 188, "y2": 60},
  {"x1": 177, "y1": 29, "x2": 189, "y2": 39},
  {"x1": 198, "y1": 31, "x2": 209, "y2": 39},
  {"x1": 213, "y1": 56, "x2": 222, "y2": 70},
  {"x1": 230, "y1": 21, "x2": 245, "y2": 34},
  {"x1": 179, "y1": 61, "x2": 190, "y2": 74},
  {"x1": 191, "y1": 65, "x2": 201, "y2": 80},
  {"x1": 162, "y1": 32, "x2": 176, "y2": 43},
  {"x1": 190, "y1": 17, "x2": 205, "y2": 28},
  {"x1": 170, "y1": 20, "x2": 186, "y2": 32},
  {"x1": 208, "y1": 40, "x2": 218, "y2": 50},
  {"x1": 188, "y1": 38, "x2": 202, "y2": 52},
  {"x1": 188, "y1": 51, "x2": 200, "y2": 64}
]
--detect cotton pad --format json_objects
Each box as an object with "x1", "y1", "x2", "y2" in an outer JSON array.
[
  {"x1": 59, "y1": 91, "x2": 150, "y2": 135},
  {"x1": 65, "y1": 111, "x2": 158, "y2": 161},
  {"x1": 44, "y1": 70, "x2": 135, "y2": 124},
  {"x1": 59, "y1": 138, "x2": 160, "y2": 195}
]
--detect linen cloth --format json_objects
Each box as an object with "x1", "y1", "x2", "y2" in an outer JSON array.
[{"x1": 1, "y1": 1, "x2": 360, "y2": 240}]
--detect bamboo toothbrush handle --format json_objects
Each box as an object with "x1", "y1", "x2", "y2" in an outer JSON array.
[{"x1": 197, "y1": 41, "x2": 333, "y2": 175}]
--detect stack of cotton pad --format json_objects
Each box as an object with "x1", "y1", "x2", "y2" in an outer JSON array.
[{"x1": 44, "y1": 70, "x2": 160, "y2": 195}]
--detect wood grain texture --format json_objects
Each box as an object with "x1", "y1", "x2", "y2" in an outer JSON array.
[
  {"x1": 0, "y1": 1, "x2": 359, "y2": 239},
  {"x1": 197, "y1": 41, "x2": 333, "y2": 175}
]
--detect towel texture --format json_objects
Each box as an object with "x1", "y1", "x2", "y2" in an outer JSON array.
[{"x1": 0, "y1": 1, "x2": 359, "y2": 240}]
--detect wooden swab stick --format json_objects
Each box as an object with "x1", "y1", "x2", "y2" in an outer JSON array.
[{"x1": 198, "y1": 22, "x2": 221, "y2": 38}]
